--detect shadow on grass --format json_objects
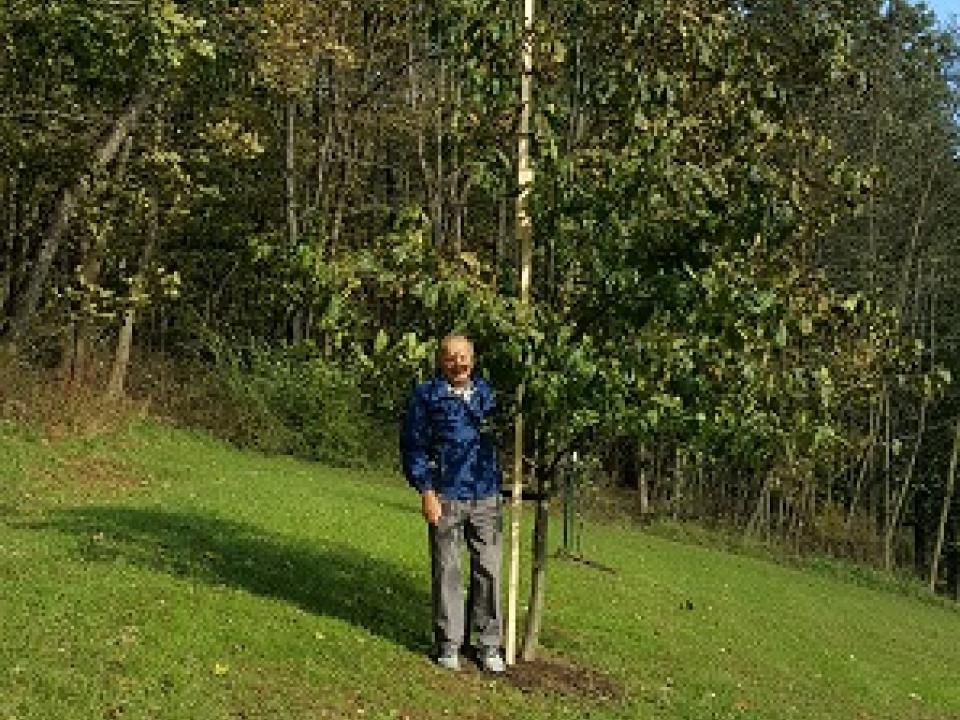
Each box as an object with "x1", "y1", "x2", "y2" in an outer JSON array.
[
  {"x1": 369, "y1": 498, "x2": 420, "y2": 518},
  {"x1": 27, "y1": 506, "x2": 432, "y2": 652}
]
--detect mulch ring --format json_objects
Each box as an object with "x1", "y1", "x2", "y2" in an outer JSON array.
[
  {"x1": 503, "y1": 657, "x2": 623, "y2": 702},
  {"x1": 459, "y1": 649, "x2": 624, "y2": 703}
]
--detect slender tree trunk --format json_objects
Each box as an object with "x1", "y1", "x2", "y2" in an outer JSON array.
[
  {"x1": 895, "y1": 162, "x2": 938, "y2": 320},
  {"x1": 108, "y1": 309, "x2": 136, "y2": 398},
  {"x1": 638, "y1": 443, "x2": 650, "y2": 518},
  {"x1": 914, "y1": 477, "x2": 928, "y2": 577},
  {"x1": 884, "y1": 388, "x2": 892, "y2": 540},
  {"x1": 433, "y1": 51, "x2": 445, "y2": 248},
  {"x1": 64, "y1": 250, "x2": 103, "y2": 385},
  {"x1": 885, "y1": 398, "x2": 928, "y2": 571},
  {"x1": 0, "y1": 172, "x2": 15, "y2": 313},
  {"x1": 673, "y1": 448, "x2": 686, "y2": 521},
  {"x1": 64, "y1": 135, "x2": 134, "y2": 385},
  {"x1": 331, "y1": 126, "x2": 348, "y2": 254},
  {"x1": 747, "y1": 472, "x2": 774, "y2": 536},
  {"x1": 286, "y1": 99, "x2": 299, "y2": 249},
  {"x1": 495, "y1": 191, "x2": 508, "y2": 289},
  {"x1": 315, "y1": 59, "x2": 336, "y2": 243},
  {"x1": 108, "y1": 167, "x2": 158, "y2": 399},
  {"x1": 285, "y1": 99, "x2": 305, "y2": 343},
  {"x1": 2, "y1": 92, "x2": 150, "y2": 345},
  {"x1": 882, "y1": 390, "x2": 890, "y2": 539},
  {"x1": 846, "y1": 397, "x2": 882, "y2": 529},
  {"x1": 450, "y1": 48, "x2": 463, "y2": 257},
  {"x1": 929, "y1": 421, "x2": 960, "y2": 592},
  {"x1": 409, "y1": 8, "x2": 436, "y2": 239},
  {"x1": 521, "y1": 473, "x2": 549, "y2": 662}
]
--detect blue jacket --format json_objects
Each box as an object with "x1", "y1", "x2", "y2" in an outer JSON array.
[{"x1": 400, "y1": 376, "x2": 502, "y2": 500}]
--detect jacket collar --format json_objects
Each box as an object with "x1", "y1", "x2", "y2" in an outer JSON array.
[{"x1": 429, "y1": 375, "x2": 484, "y2": 408}]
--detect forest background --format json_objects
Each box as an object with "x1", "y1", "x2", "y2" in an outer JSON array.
[{"x1": 1, "y1": 0, "x2": 959, "y2": 619}]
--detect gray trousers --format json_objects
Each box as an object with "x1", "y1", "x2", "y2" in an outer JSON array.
[{"x1": 429, "y1": 495, "x2": 502, "y2": 656}]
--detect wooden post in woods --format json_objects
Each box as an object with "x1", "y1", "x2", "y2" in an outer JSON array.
[{"x1": 506, "y1": 0, "x2": 535, "y2": 668}]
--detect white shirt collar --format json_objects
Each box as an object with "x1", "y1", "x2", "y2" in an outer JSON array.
[{"x1": 446, "y1": 380, "x2": 474, "y2": 402}]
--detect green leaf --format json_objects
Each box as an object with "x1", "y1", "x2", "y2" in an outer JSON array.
[
  {"x1": 775, "y1": 322, "x2": 787, "y2": 348},
  {"x1": 374, "y1": 329, "x2": 389, "y2": 354}
]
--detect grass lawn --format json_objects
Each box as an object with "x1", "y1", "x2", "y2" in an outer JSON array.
[{"x1": 2, "y1": 419, "x2": 959, "y2": 720}]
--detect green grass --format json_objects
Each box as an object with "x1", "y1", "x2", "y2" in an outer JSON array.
[{"x1": 2, "y1": 420, "x2": 959, "y2": 720}]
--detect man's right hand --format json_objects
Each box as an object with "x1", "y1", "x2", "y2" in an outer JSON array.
[{"x1": 421, "y1": 490, "x2": 442, "y2": 526}]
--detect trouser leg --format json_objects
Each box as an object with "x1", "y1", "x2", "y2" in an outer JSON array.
[
  {"x1": 430, "y1": 499, "x2": 464, "y2": 656},
  {"x1": 465, "y1": 495, "x2": 503, "y2": 651}
]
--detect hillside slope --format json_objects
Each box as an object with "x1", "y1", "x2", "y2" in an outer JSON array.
[{"x1": 1, "y1": 421, "x2": 958, "y2": 720}]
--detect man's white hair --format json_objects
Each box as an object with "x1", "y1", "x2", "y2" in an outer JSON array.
[{"x1": 439, "y1": 334, "x2": 473, "y2": 354}]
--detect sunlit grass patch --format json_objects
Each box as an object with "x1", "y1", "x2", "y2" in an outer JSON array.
[{"x1": 2, "y1": 422, "x2": 959, "y2": 720}]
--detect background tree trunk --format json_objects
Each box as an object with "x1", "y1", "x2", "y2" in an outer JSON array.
[
  {"x1": 108, "y1": 178, "x2": 158, "y2": 399},
  {"x1": 2, "y1": 92, "x2": 150, "y2": 345},
  {"x1": 929, "y1": 421, "x2": 960, "y2": 592},
  {"x1": 885, "y1": 399, "x2": 928, "y2": 571}
]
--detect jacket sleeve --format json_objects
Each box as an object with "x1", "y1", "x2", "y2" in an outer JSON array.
[{"x1": 400, "y1": 386, "x2": 434, "y2": 494}]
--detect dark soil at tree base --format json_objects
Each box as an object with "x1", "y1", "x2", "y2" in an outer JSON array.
[
  {"x1": 504, "y1": 657, "x2": 623, "y2": 703},
  {"x1": 458, "y1": 647, "x2": 623, "y2": 703}
]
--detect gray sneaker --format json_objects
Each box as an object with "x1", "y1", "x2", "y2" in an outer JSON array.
[
  {"x1": 435, "y1": 653, "x2": 460, "y2": 671},
  {"x1": 479, "y1": 648, "x2": 505, "y2": 674}
]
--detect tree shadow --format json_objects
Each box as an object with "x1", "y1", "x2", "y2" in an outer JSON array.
[{"x1": 25, "y1": 506, "x2": 432, "y2": 652}]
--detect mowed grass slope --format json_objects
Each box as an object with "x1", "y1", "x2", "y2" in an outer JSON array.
[{"x1": 1, "y1": 420, "x2": 958, "y2": 720}]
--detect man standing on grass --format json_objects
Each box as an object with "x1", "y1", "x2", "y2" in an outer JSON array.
[{"x1": 400, "y1": 334, "x2": 505, "y2": 673}]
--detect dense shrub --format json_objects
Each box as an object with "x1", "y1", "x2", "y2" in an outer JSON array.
[{"x1": 144, "y1": 341, "x2": 398, "y2": 469}]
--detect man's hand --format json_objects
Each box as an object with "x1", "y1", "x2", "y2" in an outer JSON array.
[{"x1": 421, "y1": 490, "x2": 442, "y2": 526}]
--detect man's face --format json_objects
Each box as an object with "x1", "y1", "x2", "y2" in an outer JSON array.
[{"x1": 440, "y1": 339, "x2": 474, "y2": 388}]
